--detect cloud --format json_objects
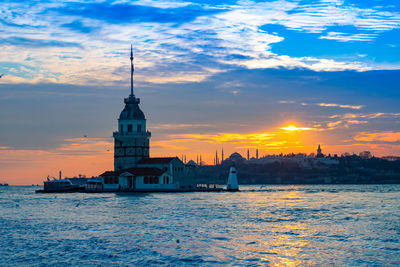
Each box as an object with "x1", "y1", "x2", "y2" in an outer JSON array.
[
  {"x1": 327, "y1": 121, "x2": 342, "y2": 128},
  {"x1": 318, "y1": 103, "x2": 364, "y2": 110},
  {"x1": 319, "y1": 32, "x2": 377, "y2": 42},
  {"x1": 151, "y1": 140, "x2": 188, "y2": 151},
  {"x1": 0, "y1": 37, "x2": 82, "y2": 48},
  {"x1": 0, "y1": 18, "x2": 40, "y2": 28},
  {"x1": 0, "y1": 0, "x2": 399, "y2": 85},
  {"x1": 280, "y1": 100, "x2": 364, "y2": 110},
  {"x1": 164, "y1": 124, "x2": 322, "y2": 150},
  {"x1": 61, "y1": 20, "x2": 96, "y2": 33},
  {"x1": 170, "y1": 132, "x2": 276, "y2": 145},
  {"x1": 57, "y1": 137, "x2": 113, "y2": 155},
  {"x1": 354, "y1": 131, "x2": 400, "y2": 143},
  {"x1": 326, "y1": 119, "x2": 368, "y2": 129},
  {"x1": 278, "y1": 1, "x2": 400, "y2": 33},
  {"x1": 150, "y1": 123, "x2": 214, "y2": 130},
  {"x1": 330, "y1": 112, "x2": 400, "y2": 120}
]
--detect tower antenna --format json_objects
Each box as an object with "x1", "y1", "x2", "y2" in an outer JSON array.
[{"x1": 130, "y1": 44, "x2": 134, "y2": 97}]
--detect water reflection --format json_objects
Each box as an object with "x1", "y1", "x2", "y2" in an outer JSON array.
[{"x1": 241, "y1": 188, "x2": 315, "y2": 265}]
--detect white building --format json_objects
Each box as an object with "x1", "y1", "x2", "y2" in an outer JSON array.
[{"x1": 99, "y1": 157, "x2": 196, "y2": 192}]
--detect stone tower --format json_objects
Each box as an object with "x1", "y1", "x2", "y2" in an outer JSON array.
[{"x1": 113, "y1": 46, "x2": 151, "y2": 171}]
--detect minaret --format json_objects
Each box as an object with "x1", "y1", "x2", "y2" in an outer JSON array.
[
  {"x1": 221, "y1": 148, "x2": 224, "y2": 163},
  {"x1": 247, "y1": 149, "x2": 249, "y2": 160},
  {"x1": 215, "y1": 150, "x2": 218, "y2": 165},
  {"x1": 113, "y1": 46, "x2": 151, "y2": 171},
  {"x1": 256, "y1": 149, "x2": 259, "y2": 159},
  {"x1": 200, "y1": 155, "x2": 202, "y2": 166}
]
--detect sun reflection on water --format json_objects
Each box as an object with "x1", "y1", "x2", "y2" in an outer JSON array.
[{"x1": 238, "y1": 188, "x2": 315, "y2": 266}]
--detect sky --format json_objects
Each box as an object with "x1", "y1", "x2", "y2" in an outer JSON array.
[{"x1": 0, "y1": 0, "x2": 400, "y2": 184}]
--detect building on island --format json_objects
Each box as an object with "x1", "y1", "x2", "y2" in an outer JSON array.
[
  {"x1": 99, "y1": 46, "x2": 196, "y2": 192},
  {"x1": 316, "y1": 144, "x2": 324, "y2": 158}
]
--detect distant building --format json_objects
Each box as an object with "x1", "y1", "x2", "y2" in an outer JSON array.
[
  {"x1": 228, "y1": 152, "x2": 245, "y2": 163},
  {"x1": 316, "y1": 144, "x2": 324, "y2": 158},
  {"x1": 100, "y1": 46, "x2": 196, "y2": 191}
]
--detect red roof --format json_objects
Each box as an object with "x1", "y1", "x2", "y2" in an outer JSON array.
[
  {"x1": 137, "y1": 157, "x2": 177, "y2": 164},
  {"x1": 99, "y1": 167, "x2": 165, "y2": 177}
]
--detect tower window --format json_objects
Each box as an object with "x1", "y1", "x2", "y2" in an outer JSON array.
[
  {"x1": 120, "y1": 124, "x2": 124, "y2": 132},
  {"x1": 137, "y1": 124, "x2": 142, "y2": 132},
  {"x1": 128, "y1": 124, "x2": 133, "y2": 132}
]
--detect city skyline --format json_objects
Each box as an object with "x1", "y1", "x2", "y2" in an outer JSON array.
[{"x1": 1, "y1": 0, "x2": 400, "y2": 184}]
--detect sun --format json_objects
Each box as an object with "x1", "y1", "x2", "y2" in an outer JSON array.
[
  {"x1": 281, "y1": 125, "x2": 299, "y2": 131},
  {"x1": 281, "y1": 125, "x2": 312, "y2": 131}
]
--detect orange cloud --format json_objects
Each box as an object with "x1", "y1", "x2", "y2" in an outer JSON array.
[
  {"x1": 164, "y1": 124, "x2": 320, "y2": 153},
  {"x1": 330, "y1": 112, "x2": 400, "y2": 120},
  {"x1": 279, "y1": 100, "x2": 364, "y2": 110},
  {"x1": 150, "y1": 123, "x2": 213, "y2": 130},
  {"x1": 169, "y1": 132, "x2": 276, "y2": 145},
  {"x1": 151, "y1": 140, "x2": 188, "y2": 151},
  {"x1": 346, "y1": 120, "x2": 368, "y2": 124},
  {"x1": 57, "y1": 138, "x2": 113, "y2": 154},
  {"x1": 354, "y1": 131, "x2": 400, "y2": 142},
  {"x1": 327, "y1": 121, "x2": 342, "y2": 128}
]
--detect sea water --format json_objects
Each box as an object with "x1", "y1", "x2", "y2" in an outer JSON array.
[{"x1": 1, "y1": 185, "x2": 399, "y2": 266}]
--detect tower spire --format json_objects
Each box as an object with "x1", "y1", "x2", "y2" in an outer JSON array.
[{"x1": 130, "y1": 44, "x2": 134, "y2": 97}]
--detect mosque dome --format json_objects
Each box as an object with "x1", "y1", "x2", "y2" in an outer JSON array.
[
  {"x1": 186, "y1": 160, "x2": 196, "y2": 166},
  {"x1": 119, "y1": 96, "x2": 145, "y2": 120},
  {"x1": 229, "y1": 152, "x2": 243, "y2": 160}
]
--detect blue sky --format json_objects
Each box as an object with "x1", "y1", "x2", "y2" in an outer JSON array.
[{"x1": 0, "y1": 0, "x2": 400, "y2": 183}]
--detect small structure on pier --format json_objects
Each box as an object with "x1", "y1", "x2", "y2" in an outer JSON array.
[{"x1": 227, "y1": 166, "x2": 239, "y2": 191}]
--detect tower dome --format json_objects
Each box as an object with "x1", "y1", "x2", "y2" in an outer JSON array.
[{"x1": 119, "y1": 96, "x2": 145, "y2": 120}]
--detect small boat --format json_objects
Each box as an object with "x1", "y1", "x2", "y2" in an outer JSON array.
[
  {"x1": 36, "y1": 171, "x2": 83, "y2": 193},
  {"x1": 85, "y1": 177, "x2": 103, "y2": 192},
  {"x1": 37, "y1": 179, "x2": 82, "y2": 193}
]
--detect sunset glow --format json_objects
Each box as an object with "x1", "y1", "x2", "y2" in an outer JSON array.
[{"x1": 280, "y1": 125, "x2": 312, "y2": 131}]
